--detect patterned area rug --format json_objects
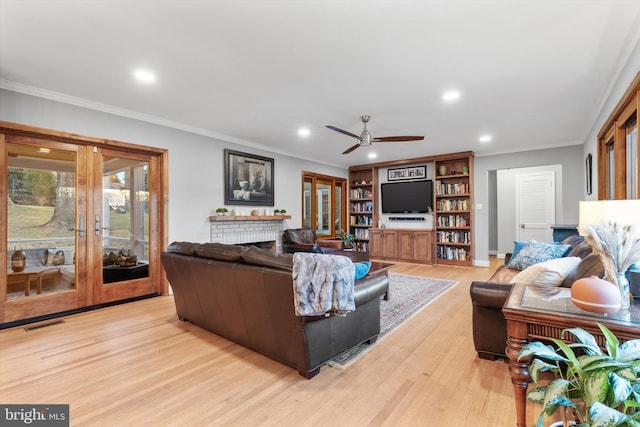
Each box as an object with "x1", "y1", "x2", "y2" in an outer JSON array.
[{"x1": 328, "y1": 272, "x2": 458, "y2": 369}]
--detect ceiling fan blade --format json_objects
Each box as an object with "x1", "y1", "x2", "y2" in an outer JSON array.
[
  {"x1": 326, "y1": 125, "x2": 361, "y2": 139},
  {"x1": 372, "y1": 136, "x2": 425, "y2": 142},
  {"x1": 342, "y1": 143, "x2": 361, "y2": 154}
]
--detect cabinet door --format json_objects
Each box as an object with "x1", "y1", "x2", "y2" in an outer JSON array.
[
  {"x1": 413, "y1": 231, "x2": 433, "y2": 263},
  {"x1": 398, "y1": 231, "x2": 415, "y2": 261},
  {"x1": 382, "y1": 230, "x2": 398, "y2": 259},
  {"x1": 369, "y1": 229, "x2": 384, "y2": 258}
]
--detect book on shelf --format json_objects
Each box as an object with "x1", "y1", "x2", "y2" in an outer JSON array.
[
  {"x1": 436, "y1": 198, "x2": 469, "y2": 211},
  {"x1": 435, "y1": 180, "x2": 469, "y2": 196},
  {"x1": 436, "y1": 214, "x2": 469, "y2": 228},
  {"x1": 436, "y1": 245, "x2": 468, "y2": 261}
]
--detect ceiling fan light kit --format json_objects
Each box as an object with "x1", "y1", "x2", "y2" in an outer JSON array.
[{"x1": 326, "y1": 115, "x2": 425, "y2": 154}]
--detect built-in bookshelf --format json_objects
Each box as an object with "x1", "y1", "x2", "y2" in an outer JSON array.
[
  {"x1": 348, "y1": 167, "x2": 376, "y2": 252},
  {"x1": 434, "y1": 154, "x2": 474, "y2": 266}
]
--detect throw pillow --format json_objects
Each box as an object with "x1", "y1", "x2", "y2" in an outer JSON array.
[
  {"x1": 354, "y1": 261, "x2": 371, "y2": 280},
  {"x1": 506, "y1": 242, "x2": 570, "y2": 271},
  {"x1": 510, "y1": 240, "x2": 528, "y2": 260},
  {"x1": 509, "y1": 257, "x2": 582, "y2": 286}
]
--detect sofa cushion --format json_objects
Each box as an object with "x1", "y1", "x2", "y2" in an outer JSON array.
[
  {"x1": 561, "y1": 253, "x2": 604, "y2": 287},
  {"x1": 354, "y1": 261, "x2": 371, "y2": 279},
  {"x1": 167, "y1": 241, "x2": 198, "y2": 256},
  {"x1": 241, "y1": 246, "x2": 294, "y2": 271},
  {"x1": 195, "y1": 243, "x2": 246, "y2": 262},
  {"x1": 564, "y1": 239, "x2": 593, "y2": 259},
  {"x1": 509, "y1": 257, "x2": 582, "y2": 286},
  {"x1": 506, "y1": 242, "x2": 570, "y2": 270}
]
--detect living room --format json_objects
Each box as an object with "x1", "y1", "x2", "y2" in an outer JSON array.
[{"x1": 1, "y1": 1, "x2": 640, "y2": 426}]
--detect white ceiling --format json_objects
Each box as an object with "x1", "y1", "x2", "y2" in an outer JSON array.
[{"x1": 1, "y1": 1, "x2": 640, "y2": 168}]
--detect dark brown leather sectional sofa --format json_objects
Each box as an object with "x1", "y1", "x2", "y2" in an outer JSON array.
[
  {"x1": 161, "y1": 242, "x2": 389, "y2": 378},
  {"x1": 469, "y1": 235, "x2": 603, "y2": 360}
]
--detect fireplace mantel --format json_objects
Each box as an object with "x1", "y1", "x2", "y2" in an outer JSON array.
[{"x1": 208, "y1": 215, "x2": 292, "y2": 222}]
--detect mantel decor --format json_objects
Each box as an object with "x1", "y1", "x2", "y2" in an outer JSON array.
[
  {"x1": 224, "y1": 149, "x2": 274, "y2": 206},
  {"x1": 387, "y1": 165, "x2": 426, "y2": 181}
]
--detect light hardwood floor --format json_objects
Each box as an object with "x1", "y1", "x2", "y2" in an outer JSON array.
[{"x1": 0, "y1": 258, "x2": 542, "y2": 426}]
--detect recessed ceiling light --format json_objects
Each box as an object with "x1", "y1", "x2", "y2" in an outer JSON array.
[
  {"x1": 368, "y1": 152, "x2": 377, "y2": 159},
  {"x1": 134, "y1": 69, "x2": 156, "y2": 84},
  {"x1": 297, "y1": 128, "x2": 310, "y2": 137},
  {"x1": 442, "y1": 90, "x2": 461, "y2": 102},
  {"x1": 479, "y1": 134, "x2": 492, "y2": 143}
]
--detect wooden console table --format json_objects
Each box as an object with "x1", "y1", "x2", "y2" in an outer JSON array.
[{"x1": 503, "y1": 283, "x2": 640, "y2": 427}]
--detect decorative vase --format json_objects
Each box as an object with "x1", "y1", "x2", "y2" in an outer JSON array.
[{"x1": 616, "y1": 272, "x2": 631, "y2": 310}]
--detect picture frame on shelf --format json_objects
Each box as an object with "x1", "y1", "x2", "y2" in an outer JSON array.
[
  {"x1": 224, "y1": 149, "x2": 274, "y2": 206},
  {"x1": 387, "y1": 165, "x2": 426, "y2": 181}
]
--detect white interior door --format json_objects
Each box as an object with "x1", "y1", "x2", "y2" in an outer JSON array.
[{"x1": 515, "y1": 171, "x2": 555, "y2": 242}]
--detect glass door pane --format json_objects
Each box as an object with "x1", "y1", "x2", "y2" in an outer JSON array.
[
  {"x1": 303, "y1": 177, "x2": 312, "y2": 228},
  {"x1": 101, "y1": 155, "x2": 150, "y2": 285},
  {"x1": 316, "y1": 180, "x2": 331, "y2": 236},
  {"x1": 6, "y1": 143, "x2": 77, "y2": 300}
]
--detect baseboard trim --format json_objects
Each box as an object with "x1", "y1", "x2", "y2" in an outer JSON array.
[
  {"x1": 473, "y1": 260, "x2": 491, "y2": 267},
  {"x1": 0, "y1": 293, "x2": 160, "y2": 330}
]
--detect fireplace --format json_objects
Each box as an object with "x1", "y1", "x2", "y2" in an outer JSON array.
[{"x1": 208, "y1": 215, "x2": 289, "y2": 253}]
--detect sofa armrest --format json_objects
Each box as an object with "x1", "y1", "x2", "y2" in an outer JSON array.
[
  {"x1": 353, "y1": 274, "x2": 389, "y2": 307},
  {"x1": 469, "y1": 281, "x2": 513, "y2": 309}
]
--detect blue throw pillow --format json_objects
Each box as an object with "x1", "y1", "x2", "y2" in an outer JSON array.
[
  {"x1": 511, "y1": 241, "x2": 528, "y2": 259},
  {"x1": 354, "y1": 261, "x2": 371, "y2": 280},
  {"x1": 506, "y1": 242, "x2": 570, "y2": 271}
]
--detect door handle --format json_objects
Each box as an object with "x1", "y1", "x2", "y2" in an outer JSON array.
[
  {"x1": 520, "y1": 224, "x2": 525, "y2": 229},
  {"x1": 68, "y1": 214, "x2": 86, "y2": 237}
]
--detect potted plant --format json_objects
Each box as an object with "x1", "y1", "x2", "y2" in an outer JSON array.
[
  {"x1": 280, "y1": 209, "x2": 287, "y2": 214},
  {"x1": 216, "y1": 207, "x2": 228, "y2": 215},
  {"x1": 518, "y1": 322, "x2": 640, "y2": 427},
  {"x1": 341, "y1": 230, "x2": 356, "y2": 250},
  {"x1": 274, "y1": 209, "x2": 281, "y2": 215}
]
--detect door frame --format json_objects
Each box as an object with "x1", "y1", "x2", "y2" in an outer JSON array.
[
  {"x1": 515, "y1": 170, "x2": 556, "y2": 242},
  {"x1": 0, "y1": 121, "x2": 169, "y2": 324}
]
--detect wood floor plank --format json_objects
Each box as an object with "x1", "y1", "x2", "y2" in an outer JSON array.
[{"x1": 0, "y1": 257, "x2": 543, "y2": 426}]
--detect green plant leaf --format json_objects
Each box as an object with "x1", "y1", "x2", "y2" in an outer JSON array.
[
  {"x1": 542, "y1": 378, "x2": 573, "y2": 414},
  {"x1": 608, "y1": 372, "x2": 634, "y2": 408},
  {"x1": 527, "y1": 386, "x2": 547, "y2": 404},
  {"x1": 589, "y1": 401, "x2": 632, "y2": 427},
  {"x1": 583, "y1": 368, "x2": 612, "y2": 408},
  {"x1": 618, "y1": 340, "x2": 640, "y2": 362},
  {"x1": 519, "y1": 341, "x2": 568, "y2": 362},
  {"x1": 529, "y1": 358, "x2": 560, "y2": 384},
  {"x1": 597, "y1": 323, "x2": 620, "y2": 359},
  {"x1": 565, "y1": 327, "x2": 604, "y2": 356}
]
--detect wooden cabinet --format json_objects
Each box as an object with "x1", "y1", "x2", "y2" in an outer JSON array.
[
  {"x1": 348, "y1": 167, "x2": 376, "y2": 252},
  {"x1": 398, "y1": 230, "x2": 433, "y2": 263},
  {"x1": 434, "y1": 153, "x2": 474, "y2": 266},
  {"x1": 371, "y1": 228, "x2": 433, "y2": 264},
  {"x1": 369, "y1": 229, "x2": 397, "y2": 259}
]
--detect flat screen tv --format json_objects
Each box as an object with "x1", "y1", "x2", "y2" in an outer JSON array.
[{"x1": 381, "y1": 180, "x2": 433, "y2": 214}]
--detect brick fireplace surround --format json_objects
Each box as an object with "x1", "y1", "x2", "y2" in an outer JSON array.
[{"x1": 208, "y1": 216, "x2": 292, "y2": 253}]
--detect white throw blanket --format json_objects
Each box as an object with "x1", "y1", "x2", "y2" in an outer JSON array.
[{"x1": 292, "y1": 253, "x2": 355, "y2": 316}]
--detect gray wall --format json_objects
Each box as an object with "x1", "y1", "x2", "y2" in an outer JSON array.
[
  {"x1": 0, "y1": 89, "x2": 347, "y2": 243},
  {"x1": 474, "y1": 145, "x2": 583, "y2": 265}
]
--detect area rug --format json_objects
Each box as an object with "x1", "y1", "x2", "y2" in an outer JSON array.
[{"x1": 328, "y1": 272, "x2": 458, "y2": 369}]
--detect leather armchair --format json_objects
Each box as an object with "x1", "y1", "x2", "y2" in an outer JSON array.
[{"x1": 282, "y1": 227, "x2": 342, "y2": 254}]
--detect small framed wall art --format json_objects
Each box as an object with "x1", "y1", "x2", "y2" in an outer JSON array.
[{"x1": 387, "y1": 165, "x2": 426, "y2": 181}]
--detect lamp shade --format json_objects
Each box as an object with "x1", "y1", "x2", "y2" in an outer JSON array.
[{"x1": 578, "y1": 200, "x2": 640, "y2": 235}]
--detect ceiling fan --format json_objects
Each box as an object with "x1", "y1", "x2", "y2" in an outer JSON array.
[{"x1": 326, "y1": 115, "x2": 424, "y2": 154}]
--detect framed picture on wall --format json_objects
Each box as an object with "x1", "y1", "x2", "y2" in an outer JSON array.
[
  {"x1": 387, "y1": 165, "x2": 426, "y2": 181},
  {"x1": 224, "y1": 149, "x2": 274, "y2": 206}
]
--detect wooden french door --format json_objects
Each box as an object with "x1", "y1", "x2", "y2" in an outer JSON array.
[
  {"x1": 89, "y1": 147, "x2": 156, "y2": 305},
  {"x1": 1, "y1": 122, "x2": 167, "y2": 324}
]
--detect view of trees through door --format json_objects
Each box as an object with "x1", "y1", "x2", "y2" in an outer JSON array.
[{"x1": 7, "y1": 143, "x2": 77, "y2": 300}]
